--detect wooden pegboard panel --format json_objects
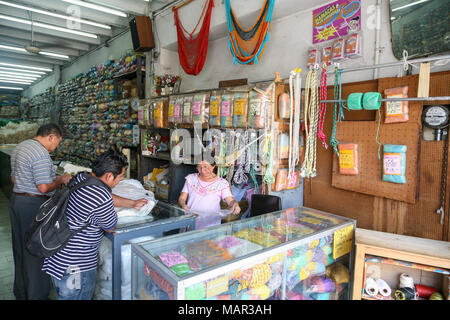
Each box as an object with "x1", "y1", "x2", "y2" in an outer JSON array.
[{"x1": 331, "y1": 75, "x2": 422, "y2": 204}]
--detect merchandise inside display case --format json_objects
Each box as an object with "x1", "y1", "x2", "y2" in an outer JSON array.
[{"x1": 131, "y1": 206, "x2": 356, "y2": 300}]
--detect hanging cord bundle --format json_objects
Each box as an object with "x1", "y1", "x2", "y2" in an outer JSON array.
[
  {"x1": 233, "y1": 130, "x2": 251, "y2": 184},
  {"x1": 317, "y1": 63, "x2": 328, "y2": 149},
  {"x1": 262, "y1": 82, "x2": 276, "y2": 185},
  {"x1": 329, "y1": 65, "x2": 344, "y2": 157},
  {"x1": 173, "y1": 0, "x2": 215, "y2": 75},
  {"x1": 301, "y1": 66, "x2": 320, "y2": 178},
  {"x1": 225, "y1": 0, "x2": 275, "y2": 65},
  {"x1": 288, "y1": 68, "x2": 302, "y2": 178}
]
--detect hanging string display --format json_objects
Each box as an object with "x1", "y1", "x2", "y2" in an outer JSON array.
[
  {"x1": 262, "y1": 83, "x2": 276, "y2": 185},
  {"x1": 233, "y1": 130, "x2": 251, "y2": 185},
  {"x1": 225, "y1": 0, "x2": 275, "y2": 65},
  {"x1": 288, "y1": 68, "x2": 302, "y2": 178},
  {"x1": 173, "y1": 0, "x2": 215, "y2": 75},
  {"x1": 301, "y1": 67, "x2": 320, "y2": 178},
  {"x1": 329, "y1": 66, "x2": 344, "y2": 157},
  {"x1": 317, "y1": 63, "x2": 328, "y2": 149}
]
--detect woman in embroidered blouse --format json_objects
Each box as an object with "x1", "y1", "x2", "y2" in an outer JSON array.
[{"x1": 178, "y1": 160, "x2": 240, "y2": 229}]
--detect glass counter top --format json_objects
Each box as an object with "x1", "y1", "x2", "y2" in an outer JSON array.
[
  {"x1": 114, "y1": 201, "x2": 193, "y2": 232},
  {"x1": 134, "y1": 206, "x2": 352, "y2": 277}
]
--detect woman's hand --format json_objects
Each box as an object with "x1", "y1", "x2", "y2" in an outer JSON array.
[
  {"x1": 181, "y1": 204, "x2": 190, "y2": 211},
  {"x1": 132, "y1": 198, "x2": 148, "y2": 210},
  {"x1": 230, "y1": 201, "x2": 241, "y2": 215}
]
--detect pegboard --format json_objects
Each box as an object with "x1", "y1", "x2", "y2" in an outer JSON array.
[{"x1": 331, "y1": 75, "x2": 423, "y2": 204}]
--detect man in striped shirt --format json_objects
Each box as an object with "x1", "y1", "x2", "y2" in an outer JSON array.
[
  {"x1": 9, "y1": 123, "x2": 72, "y2": 300},
  {"x1": 42, "y1": 149, "x2": 147, "y2": 300}
]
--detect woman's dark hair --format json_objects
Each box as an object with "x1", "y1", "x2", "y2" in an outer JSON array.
[
  {"x1": 91, "y1": 149, "x2": 128, "y2": 178},
  {"x1": 36, "y1": 123, "x2": 62, "y2": 137}
]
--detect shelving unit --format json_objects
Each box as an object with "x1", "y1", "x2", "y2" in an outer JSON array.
[{"x1": 353, "y1": 228, "x2": 450, "y2": 300}]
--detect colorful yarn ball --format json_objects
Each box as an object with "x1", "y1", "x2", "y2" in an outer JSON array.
[{"x1": 429, "y1": 292, "x2": 444, "y2": 300}]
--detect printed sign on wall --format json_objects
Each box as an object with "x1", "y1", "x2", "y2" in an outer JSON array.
[{"x1": 313, "y1": 0, "x2": 361, "y2": 44}]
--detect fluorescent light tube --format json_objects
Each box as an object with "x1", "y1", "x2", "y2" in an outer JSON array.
[
  {"x1": 0, "y1": 1, "x2": 111, "y2": 29},
  {"x1": 392, "y1": 0, "x2": 429, "y2": 11},
  {"x1": 0, "y1": 14, "x2": 98, "y2": 38},
  {"x1": 0, "y1": 44, "x2": 26, "y2": 52},
  {"x1": 39, "y1": 51, "x2": 69, "y2": 59},
  {"x1": 0, "y1": 86, "x2": 23, "y2": 90},
  {"x1": 0, "y1": 70, "x2": 41, "y2": 78},
  {"x1": 62, "y1": 0, "x2": 127, "y2": 17},
  {"x1": 0, "y1": 79, "x2": 33, "y2": 84},
  {"x1": 0, "y1": 66, "x2": 45, "y2": 74},
  {"x1": 0, "y1": 62, "x2": 52, "y2": 72},
  {"x1": 0, "y1": 73, "x2": 40, "y2": 81}
]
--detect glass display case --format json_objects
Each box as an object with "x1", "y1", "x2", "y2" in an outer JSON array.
[{"x1": 131, "y1": 206, "x2": 356, "y2": 300}]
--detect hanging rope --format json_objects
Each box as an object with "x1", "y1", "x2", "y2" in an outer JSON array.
[
  {"x1": 262, "y1": 83, "x2": 276, "y2": 185},
  {"x1": 225, "y1": 0, "x2": 275, "y2": 65},
  {"x1": 329, "y1": 66, "x2": 343, "y2": 157},
  {"x1": 288, "y1": 68, "x2": 302, "y2": 178},
  {"x1": 173, "y1": 0, "x2": 215, "y2": 75},
  {"x1": 233, "y1": 130, "x2": 250, "y2": 184},
  {"x1": 317, "y1": 63, "x2": 328, "y2": 149},
  {"x1": 301, "y1": 67, "x2": 320, "y2": 178}
]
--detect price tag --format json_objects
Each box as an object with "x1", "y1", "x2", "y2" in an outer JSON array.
[
  {"x1": 339, "y1": 149, "x2": 354, "y2": 169},
  {"x1": 386, "y1": 94, "x2": 404, "y2": 117},
  {"x1": 333, "y1": 224, "x2": 354, "y2": 259},
  {"x1": 206, "y1": 275, "x2": 229, "y2": 298},
  {"x1": 384, "y1": 153, "x2": 402, "y2": 175}
]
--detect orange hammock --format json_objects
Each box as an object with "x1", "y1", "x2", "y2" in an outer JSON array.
[
  {"x1": 173, "y1": 0, "x2": 214, "y2": 75},
  {"x1": 225, "y1": 0, "x2": 275, "y2": 65}
]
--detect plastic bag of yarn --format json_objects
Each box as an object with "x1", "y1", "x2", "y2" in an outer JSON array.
[
  {"x1": 286, "y1": 270, "x2": 300, "y2": 290},
  {"x1": 182, "y1": 95, "x2": 193, "y2": 124},
  {"x1": 332, "y1": 38, "x2": 345, "y2": 61},
  {"x1": 174, "y1": 97, "x2": 184, "y2": 124},
  {"x1": 338, "y1": 143, "x2": 359, "y2": 175},
  {"x1": 326, "y1": 263, "x2": 349, "y2": 285},
  {"x1": 345, "y1": 32, "x2": 362, "y2": 58},
  {"x1": 168, "y1": 96, "x2": 176, "y2": 124},
  {"x1": 232, "y1": 92, "x2": 248, "y2": 127},
  {"x1": 220, "y1": 93, "x2": 234, "y2": 127},
  {"x1": 304, "y1": 275, "x2": 335, "y2": 293},
  {"x1": 384, "y1": 86, "x2": 409, "y2": 123},
  {"x1": 142, "y1": 279, "x2": 170, "y2": 300},
  {"x1": 383, "y1": 144, "x2": 407, "y2": 184},
  {"x1": 185, "y1": 282, "x2": 206, "y2": 300},
  {"x1": 248, "y1": 284, "x2": 271, "y2": 300},
  {"x1": 209, "y1": 91, "x2": 222, "y2": 127},
  {"x1": 192, "y1": 92, "x2": 210, "y2": 125},
  {"x1": 153, "y1": 99, "x2": 165, "y2": 128},
  {"x1": 248, "y1": 90, "x2": 265, "y2": 128}
]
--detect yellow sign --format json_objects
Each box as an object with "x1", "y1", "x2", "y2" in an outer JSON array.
[
  {"x1": 210, "y1": 101, "x2": 219, "y2": 116},
  {"x1": 314, "y1": 25, "x2": 338, "y2": 42},
  {"x1": 234, "y1": 100, "x2": 246, "y2": 116},
  {"x1": 168, "y1": 104, "x2": 174, "y2": 117},
  {"x1": 206, "y1": 275, "x2": 229, "y2": 298},
  {"x1": 333, "y1": 225, "x2": 354, "y2": 259},
  {"x1": 339, "y1": 149, "x2": 354, "y2": 169}
]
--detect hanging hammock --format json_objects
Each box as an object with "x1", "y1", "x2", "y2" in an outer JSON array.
[
  {"x1": 173, "y1": 0, "x2": 214, "y2": 75},
  {"x1": 225, "y1": 0, "x2": 275, "y2": 65}
]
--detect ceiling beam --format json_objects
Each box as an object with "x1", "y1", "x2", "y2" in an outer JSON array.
[
  {"x1": 0, "y1": 19, "x2": 102, "y2": 45},
  {"x1": 0, "y1": 50, "x2": 64, "y2": 65},
  {"x1": 17, "y1": 0, "x2": 129, "y2": 27},
  {"x1": 0, "y1": 35, "x2": 80, "y2": 56},
  {"x1": 0, "y1": 26, "x2": 91, "y2": 52},
  {"x1": 0, "y1": 5, "x2": 113, "y2": 37}
]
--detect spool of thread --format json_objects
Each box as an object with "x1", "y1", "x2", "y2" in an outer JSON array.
[
  {"x1": 376, "y1": 279, "x2": 392, "y2": 297},
  {"x1": 399, "y1": 273, "x2": 415, "y2": 289},
  {"x1": 415, "y1": 284, "x2": 438, "y2": 299},
  {"x1": 429, "y1": 292, "x2": 444, "y2": 300},
  {"x1": 364, "y1": 277, "x2": 378, "y2": 296},
  {"x1": 395, "y1": 287, "x2": 416, "y2": 300}
]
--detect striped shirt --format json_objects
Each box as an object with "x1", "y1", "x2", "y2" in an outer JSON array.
[
  {"x1": 10, "y1": 139, "x2": 55, "y2": 195},
  {"x1": 42, "y1": 173, "x2": 117, "y2": 280}
]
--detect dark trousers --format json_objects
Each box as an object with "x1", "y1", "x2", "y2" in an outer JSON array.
[{"x1": 9, "y1": 194, "x2": 50, "y2": 300}]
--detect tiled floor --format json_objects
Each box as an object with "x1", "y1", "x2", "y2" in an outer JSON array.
[{"x1": 0, "y1": 191, "x2": 14, "y2": 300}]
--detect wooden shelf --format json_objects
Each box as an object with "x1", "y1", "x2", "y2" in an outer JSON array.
[{"x1": 142, "y1": 151, "x2": 171, "y2": 161}]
